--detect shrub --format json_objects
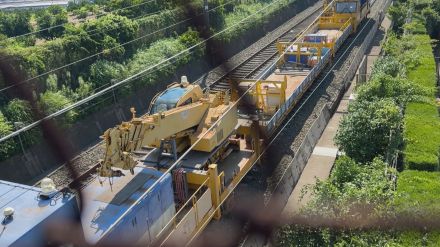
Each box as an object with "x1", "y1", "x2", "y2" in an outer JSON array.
[
  {"x1": 335, "y1": 99, "x2": 403, "y2": 163},
  {"x1": 276, "y1": 157, "x2": 397, "y2": 246},
  {"x1": 0, "y1": 111, "x2": 17, "y2": 160},
  {"x1": 357, "y1": 73, "x2": 428, "y2": 106},
  {"x1": 39, "y1": 91, "x2": 77, "y2": 124},
  {"x1": 89, "y1": 60, "x2": 127, "y2": 89}
]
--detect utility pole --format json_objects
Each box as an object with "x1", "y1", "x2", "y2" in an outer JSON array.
[{"x1": 203, "y1": 0, "x2": 210, "y2": 32}]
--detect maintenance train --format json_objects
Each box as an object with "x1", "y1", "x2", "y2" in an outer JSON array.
[{"x1": 1, "y1": 1, "x2": 371, "y2": 246}]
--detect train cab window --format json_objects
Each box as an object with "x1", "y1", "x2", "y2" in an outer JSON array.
[
  {"x1": 180, "y1": 98, "x2": 192, "y2": 107},
  {"x1": 336, "y1": 2, "x2": 357, "y2": 13}
]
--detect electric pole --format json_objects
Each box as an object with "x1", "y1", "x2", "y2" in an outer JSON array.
[{"x1": 203, "y1": 0, "x2": 210, "y2": 32}]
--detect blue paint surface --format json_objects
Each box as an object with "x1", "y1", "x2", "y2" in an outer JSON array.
[
  {"x1": 0, "y1": 180, "x2": 78, "y2": 247},
  {"x1": 81, "y1": 167, "x2": 175, "y2": 245}
]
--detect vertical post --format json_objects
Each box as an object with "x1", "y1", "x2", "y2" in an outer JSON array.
[
  {"x1": 203, "y1": 0, "x2": 210, "y2": 31},
  {"x1": 208, "y1": 164, "x2": 221, "y2": 219},
  {"x1": 14, "y1": 122, "x2": 25, "y2": 155},
  {"x1": 111, "y1": 79, "x2": 117, "y2": 104}
]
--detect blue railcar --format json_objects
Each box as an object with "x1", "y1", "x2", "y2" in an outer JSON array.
[{"x1": 0, "y1": 181, "x2": 78, "y2": 247}]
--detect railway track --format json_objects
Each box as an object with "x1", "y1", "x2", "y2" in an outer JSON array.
[
  {"x1": 43, "y1": 2, "x2": 323, "y2": 189},
  {"x1": 208, "y1": 8, "x2": 322, "y2": 92},
  {"x1": 197, "y1": 1, "x2": 389, "y2": 244}
]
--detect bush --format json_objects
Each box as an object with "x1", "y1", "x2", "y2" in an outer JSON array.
[
  {"x1": 39, "y1": 91, "x2": 77, "y2": 124},
  {"x1": 89, "y1": 60, "x2": 127, "y2": 89},
  {"x1": 276, "y1": 157, "x2": 397, "y2": 246},
  {"x1": 357, "y1": 73, "x2": 428, "y2": 106},
  {"x1": 335, "y1": 99, "x2": 403, "y2": 163},
  {"x1": 0, "y1": 112, "x2": 17, "y2": 160}
]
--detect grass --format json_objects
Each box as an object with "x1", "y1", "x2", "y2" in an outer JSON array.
[
  {"x1": 398, "y1": 231, "x2": 440, "y2": 246},
  {"x1": 406, "y1": 35, "x2": 437, "y2": 94},
  {"x1": 395, "y1": 171, "x2": 440, "y2": 220},
  {"x1": 403, "y1": 34, "x2": 440, "y2": 171},
  {"x1": 394, "y1": 171, "x2": 440, "y2": 247},
  {"x1": 404, "y1": 102, "x2": 440, "y2": 171}
]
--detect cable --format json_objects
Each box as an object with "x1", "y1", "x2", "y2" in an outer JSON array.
[
  {"x1": 191, "y1": 4, "x2": 382, "y2": 246},
  {"x1": 0, "y1": 0, "x2": 244, "y2": 143},
  {"x1": 0, "y1": 0, "x2": 235, "y2": 93},
  {"x1": 99, "y1": 0, "x2": 332, "y2": 240},
  {"x1": 1, "y1": 0, "x2": 160, "y2": 41}
]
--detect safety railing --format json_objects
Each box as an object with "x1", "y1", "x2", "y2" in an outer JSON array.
[
  {"x1": 262, "y1": 48, "x2": 331, "y2": 134},
  {"x1": 155, "y1": 178, "x2": 210, "y2": 245}
]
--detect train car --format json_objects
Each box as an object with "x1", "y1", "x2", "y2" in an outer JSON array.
[
  {"x1": 240, "y1": 0, "x2": 369, "y2": 135},
  {"x1": 0, "y1": 180, "x2": 78, "y2": 247}
]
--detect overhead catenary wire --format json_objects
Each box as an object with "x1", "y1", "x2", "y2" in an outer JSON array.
[
  {"x1": 98, "y1": 0, "x2": 335, "y2": 240},
  {"x1": 0, "y1": 0, "x2": 249, "y2": 144},
  {"x1": 0, "y1": 0, "x2": 236, "y2": 93},
  {"x1": 1, "y1": 0, "x2": 160, "y2": 41},
  {"x1": 191, "y1": 3, "x2": 381, "y2": 246}
]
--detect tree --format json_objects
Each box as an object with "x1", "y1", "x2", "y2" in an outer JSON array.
[
  {"x1": 89, "y1": 60, "x2": 127, "y2": 88},
  {"x1": 39, "y1": 91, "x2": 77, "y2": 124},
  {"x1": 335, "y1": 99, "x2": 403, "y2": 163},
  {"x1": 357, "y1": 73, "x2": 427, "y2": 107},
  {"x1": 388, "y1": 2, "x2": 407, "y2": 34},
  {"x1": 36, "y1": 6, "x2": 68, "y2": 39},
  {"x1": 0, "y1": 111, "x2": 16, "y2": 160},
  {"x1": 0, "y1": 11, "x2": 32, "y2": 37}
]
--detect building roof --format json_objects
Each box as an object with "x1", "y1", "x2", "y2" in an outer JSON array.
[{"x1": 0, "y1": 0, "x2": 69, "y2": 10}]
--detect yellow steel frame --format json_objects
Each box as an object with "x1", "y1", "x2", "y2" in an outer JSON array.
[
  {"x1": 251, "y1": 79, "x2": 287, "y2": 114},
  {"x1": 277, "y1": 41, "x2": 335, "y2": 66}
]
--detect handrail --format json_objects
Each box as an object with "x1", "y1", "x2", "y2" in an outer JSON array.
[{"x1": 156, "y1": 178, "x2": 210, "y2": 240}]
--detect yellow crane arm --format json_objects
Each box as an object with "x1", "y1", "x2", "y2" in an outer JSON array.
[{"x1": 99, "y1": 101, "x2": 210, "y2": 177}]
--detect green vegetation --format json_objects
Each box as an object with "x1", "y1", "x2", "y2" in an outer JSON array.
[
  {"x1": 335, "y1": 99, "x2": 403, "y2": 163},
  {"x1": 0, "y1": 0, "x2": 305, "y2": 160},
  {"x1": 0, "y1": 112, "x2": 16, "y2": 158},
  {"x1": 278, "y1": 0, "x2": 440, "y2": 245},
  {"x1": 404, "y1": 103, "x2": 440, "y2": 171},
  {"x1": 35, "y1": 6, "x2": 69, "y2": 39},
  {"x1": 277, "y1": 157, "x2": 398, "y2": 246},
  {"x1": 395, "y1": 171, "x2": 440, "y2": 220}
]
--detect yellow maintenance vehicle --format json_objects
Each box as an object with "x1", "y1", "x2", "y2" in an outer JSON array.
[
  {"x1": 99, "y1": 76, "x2": 238, "y2": 177},
  {"x1": 85, "y1": 0, "x2": 373, "y2": 245}
]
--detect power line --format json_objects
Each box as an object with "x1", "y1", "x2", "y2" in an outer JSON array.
[
  {"x1": 0, "y1": 0, "x2": 242, "y2": 143},
  {"x1": 0, "y1": 0, "x2": 234, "y2": 93},
  {"x1": 99, "y1": 0, "x2": 330, "y2": 239}
]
